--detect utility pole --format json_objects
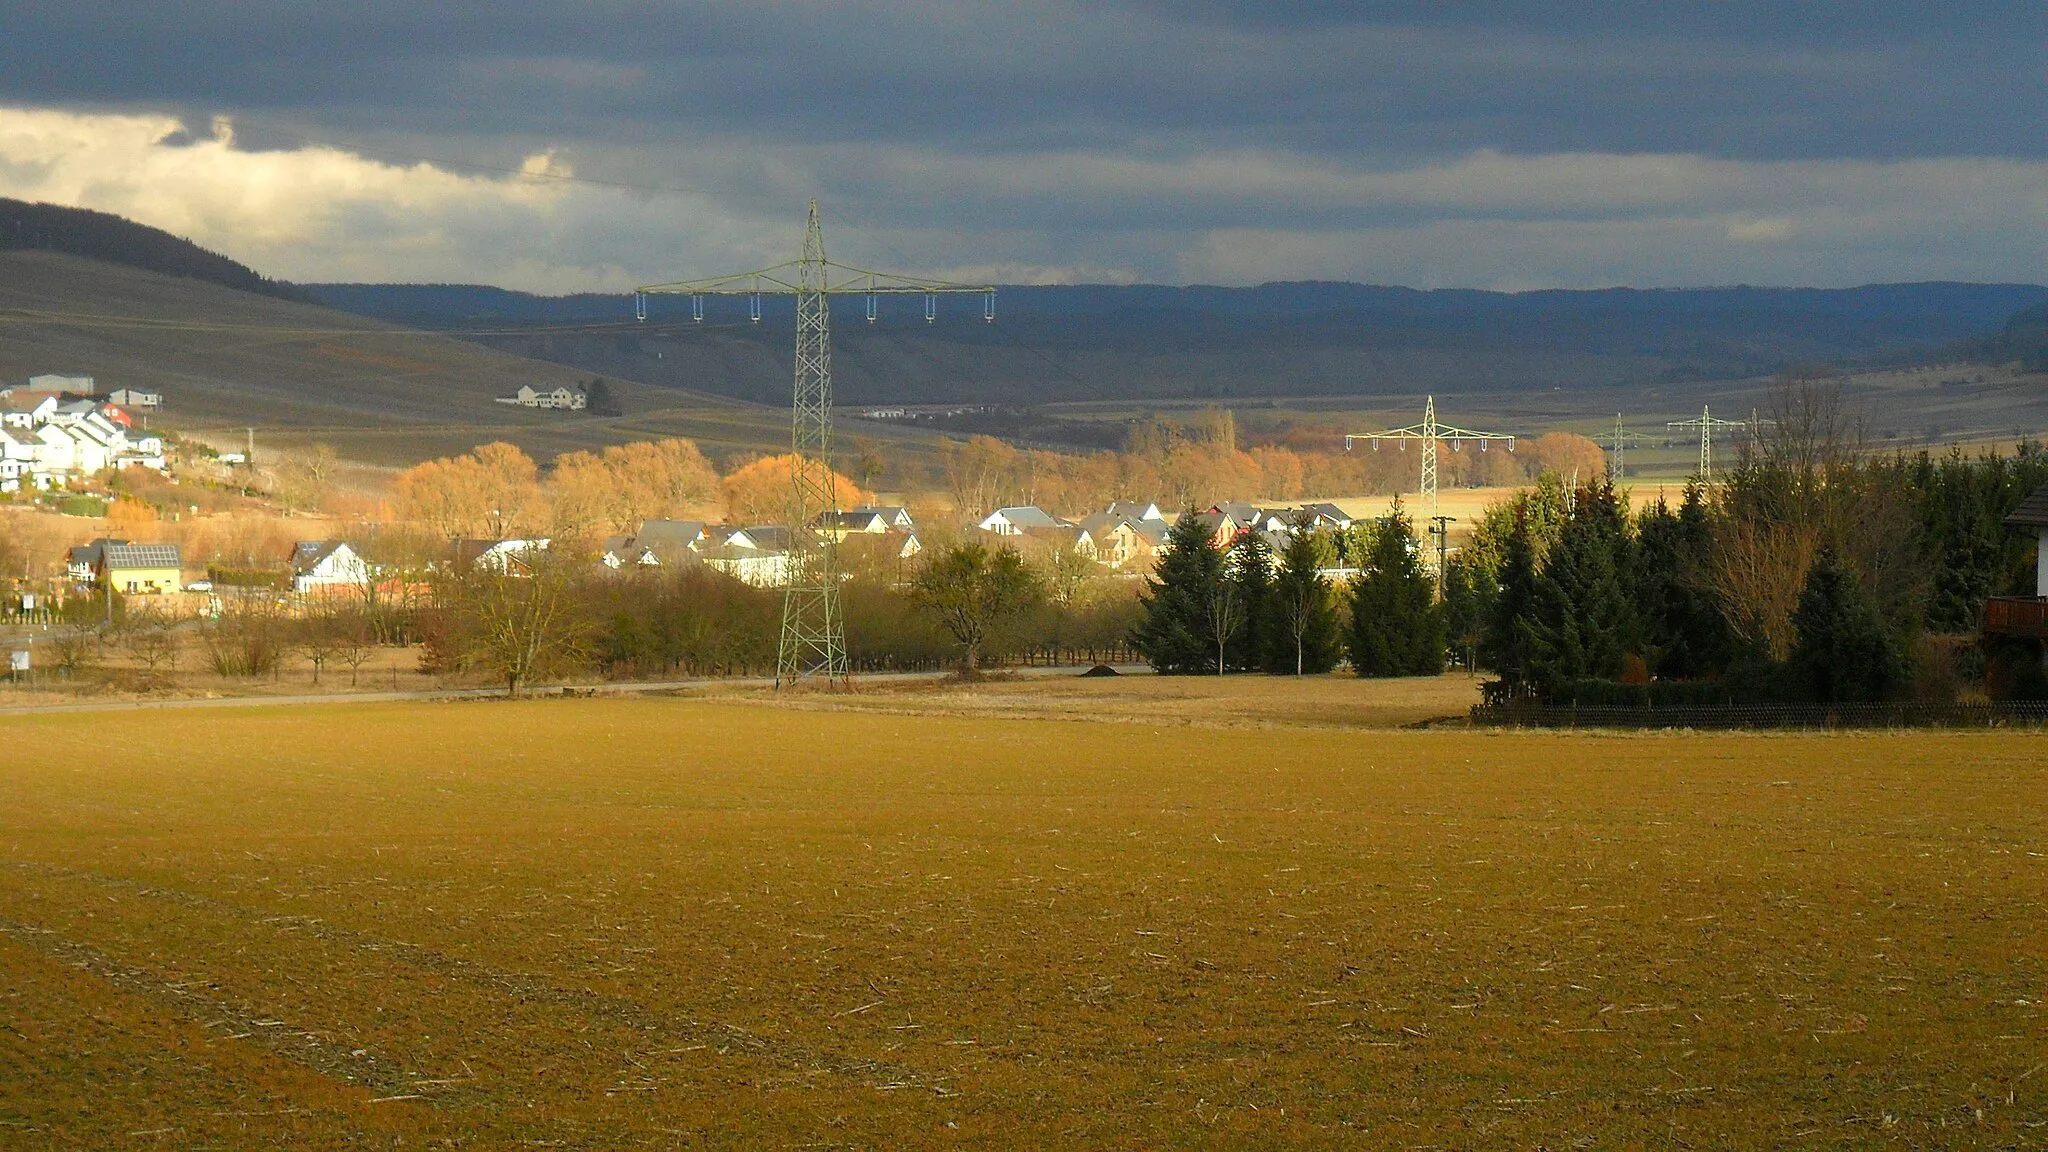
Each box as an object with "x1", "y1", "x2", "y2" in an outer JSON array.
[
  {"x1": 636, "y1": 201, "x2": 995, "y2": 687},
  {"x1": 245, "y1": 427, "x2": 255, "y2": 469},
  {"x1": 1345, "y1": 396, "x2": 1515, "y2": 526},
  {"x1": 1667, "y1": 405, "x2": 1747, "y2": 480},
  {"x1": 1427, "y1": 515, "x2": 1454, "y2": 600}
]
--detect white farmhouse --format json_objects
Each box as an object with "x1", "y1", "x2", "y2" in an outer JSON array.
[
  {"x1": 495, "y1": 384, "x2": 588, "y2": 410},
  {"x1": 290, "y1": 541, "x2": 374, "y2": 594}
]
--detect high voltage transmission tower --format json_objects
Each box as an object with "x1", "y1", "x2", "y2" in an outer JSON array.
[
  {"x1": 1667, "y1": 405, "x2": 1748, "y2": 481},
  {"x1": 1604, "y1": 413, "x2": 1653, "y2": 483},
  {"x1": 636, "y1": 200, "x2": 995, "y2": 687},
  {"x1": 1344, "y1": 396, "x2": 1516, "y2": 521}
]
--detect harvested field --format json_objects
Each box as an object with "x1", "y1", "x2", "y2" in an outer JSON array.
[{"x1": 0, "y1": 691, "x2": 2043, "y2": 1148}]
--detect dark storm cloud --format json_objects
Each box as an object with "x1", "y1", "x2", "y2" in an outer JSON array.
[
  {"x1": 1, "y1": 2, "x2": 2040, "y2": 161},
  {"x1": 0, "y1": 3, "x2": 2040, "y2": 290}
]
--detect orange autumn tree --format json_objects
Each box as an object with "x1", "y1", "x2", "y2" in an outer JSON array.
[
  {"x1": 394, "y1": 443, "x2": 541, "y2": 538},
  {"x1": 721, "y1": 454, "x2": 870, "y2": 525}
]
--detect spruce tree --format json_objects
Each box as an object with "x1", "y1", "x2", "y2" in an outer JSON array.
[
  {"x1": 1636, "y1": 481, "x2": 1729, "y2": 679},
  {"x1": 1347, "y1": 503, "x2": 1445, "y2": 677},
  {"x1": 1227, "y1": 530, "x2": 1276, "y2": 672},
  {"x1": 1131, "y1": 513, "x2": 1228, "y2": 674},
  {"x1": 1268, "y1": 527, "x2": 1342, "y2": 675},
  {"x1": 1478, "y1": 512, "x2": 1540, "y2": 694},
  {"x1": 1517, "y1": 479, "x2": 1642, "y2": 694},
  {"x1": 1788, "y1": 549, "x2": 1902, "y2": 702}
]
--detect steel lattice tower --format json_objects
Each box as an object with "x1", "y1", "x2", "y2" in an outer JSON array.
[
  {"x1": 1667, "y1": 405, "x2": 1747, "y2": 481},
  {"x1": 1346, "y1": 395, "x2": 1516, "y2": 521},
  {"x1": 636, "y1": 201, "x2": 996, "y2": 687},
  {"x1": 781, "y1": 202, "x2": 844, "y2": 683}
]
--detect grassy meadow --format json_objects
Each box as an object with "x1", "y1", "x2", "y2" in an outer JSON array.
[{"x1": 0, "y1": 683, "x2": 2043, "y2": 1148}]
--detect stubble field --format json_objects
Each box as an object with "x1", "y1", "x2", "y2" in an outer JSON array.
[{"x1": 0, "y1": 685, "x2": 2043, "y2": 1148}]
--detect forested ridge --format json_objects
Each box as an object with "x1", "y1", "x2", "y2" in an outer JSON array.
[{"x1": 0, "y1": 198, "x2": 307, "y2": 302}]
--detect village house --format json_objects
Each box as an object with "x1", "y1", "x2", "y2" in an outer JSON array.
[
  {"x1": 1106, "y1": 501, "x2": 1166, "y2": 523},
  {"x1": 27, "y1": 374, "x2": 94, "y2": 393},
  {"x1": 979, "y1": 506, "x2": 1067, "y2": 535},
  {"x1": 454, "y1": 538, "x2": 551, "y2": 573},
  {"x1": 97, "y1": 543, "x2": 182, "y2": 595},
  {"x1": 0, "y1": 391, "x2": 59, "y2": 429},
  {"x1": 290, "y1": 541, "x2": 374, "y2": 594},
  {"x1": 495, "y1": 384, "x2": 588, "y2": 410},
  {"x1": 600, "y1": 537, "x2": 662, "y2": 569},
  {"x1": 1983, "y1": 482, "x2": 2048, "y2": 651},
  {"x1": 848, "y1": 505, "x2": 916, "y2": 530},
  {"x1": 0, "y1": 383, "x2": 168, "y2": 481},
  {"x1": 700, "y1": 525, "x2": 794, "y2": 586},
  {"x1": 108, "y1": 388, "x2": 163, "y2": 410}
]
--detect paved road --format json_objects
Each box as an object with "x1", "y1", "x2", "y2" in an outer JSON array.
[{"x1": 0, "y1": 664, "x2": 1148, "y2": 718}]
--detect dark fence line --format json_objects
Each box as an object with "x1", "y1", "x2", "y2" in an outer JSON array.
[{"x1": 1472, "y1": 701, "x2": 2048, "y2": 730}]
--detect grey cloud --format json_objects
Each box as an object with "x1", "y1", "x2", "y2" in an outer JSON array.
[{"x1": 0, "y1": 2, "x2": 2040, "y2": 160}]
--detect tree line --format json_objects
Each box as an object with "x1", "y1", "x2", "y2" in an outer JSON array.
[{"x1": 1128, "y1": 377, "x2": 2048, "y2": 704}]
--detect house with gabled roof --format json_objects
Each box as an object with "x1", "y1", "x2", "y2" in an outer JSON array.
[
  {"x1": 815, "y1": 509, "x2": 891, "y2": 537},
  {"x1": 1107, "y1": 501, "x2": 1166, "y2": 523},
  {"x1": 980, "y1": 506, "x2": 1067, "y2": 535},
  {"x1": 848, "y1": 505, "x2": 916, "y2": 530},
  {"x1": 68, "y1": 538, "x2": 131, "y2": 582},
  {"x1": 290, "y1": 541, "x2": 373, "y2": 594},
  {"x1": 0, "y1": 391, "x2": 59, "y2": 429},
  {"x1": 98, "y1": 543, "x2": 182, "y2": 594},
  {"x1": 454, "y1": 538, "x2": 551, "y2": 573},
  {"x1": 1186, "y1": 510, "x2": 1249, "y2": 551},
  {"x1": 1985, "y1": 483, "x2": 2048, "y2": 644}
]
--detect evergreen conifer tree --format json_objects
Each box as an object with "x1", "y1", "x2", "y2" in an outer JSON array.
[
  {"x1": 1517, "y1": 479, "x2": 1642, "y2": 693},
  {"x1": 1788, "y1": 548, "x2": 1901, "y2": 702},
  {"x1": 1131, "y1": 513, "x2": 1228, "y2": 674},
  {"x1": 1347, "y1": 502, "x2": 1445, "y2": 676},
  {"x1": 1227, "y1": 530, "x2": 1276, "y2": 672},
  {"x1": 1478, "y1": 512, "x2": 1540, "y2": 694},
  {"x1": 1636, "y1": 481, "x2": 1730, "y2": 679},
  {"x1": 1268, "y1": 526, "x2": 1342, "y2": 675}
]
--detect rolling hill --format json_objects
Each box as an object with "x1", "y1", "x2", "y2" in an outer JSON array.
[
  {"x1": 307, "y1": 280, "x2": 2048, "y2": 408},
  {"x1": 0, "y1": 250, "x2": 860, "y2": 467}
]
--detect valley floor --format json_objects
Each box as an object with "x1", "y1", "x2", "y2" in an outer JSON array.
[{"x1": 0, "y1": 690, "x2": 2041, "y2": 1148}]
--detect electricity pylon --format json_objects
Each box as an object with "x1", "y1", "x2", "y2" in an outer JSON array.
[
  {"x1": 1345, "y1": 396, "x2": 1516, "y2": 521},
  {"x1": 1667, "y1": 405, "x2": 1747, "y2": 481},
  {"x1": 1605, "y1": 413, "x2": 1653, "y2": 483},
  {"x1": 636, "y1": 201, "x2": 995, "y2": 687}
]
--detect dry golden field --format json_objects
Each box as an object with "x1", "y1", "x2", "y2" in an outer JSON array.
[{"x1": 1, "y1": 687, "x2": 2044, "y2": 1148}]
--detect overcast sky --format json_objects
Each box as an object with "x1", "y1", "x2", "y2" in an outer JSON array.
[{"x1": 0, "y1": 2, "x2": 2042, "y2": 292}]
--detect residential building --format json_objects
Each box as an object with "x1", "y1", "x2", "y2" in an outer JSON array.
[
  {"x1": 495, "y1": 384, "x2": 588, "y2": 410},
  {"x1": 27, "y1": 374, "x2": 93, "y2": 393},
  {"x1": 700, "y1": 525, "x2": 794, "y2": 586},
  {"x1": 108, "y1": 388, "x2": 163, "y2": 410},
  {"x1": 290, "y1": 541, "x2": 374, "y2": 594},
  {"x1": 0, "y1": 391, "x2": 58, "y2": 429},
  {"x1": 848, "y1": 505, "x2": 916, "y2": 530},
  {"x1": 98, "y1": 543, "x2": 182, "y2": 594},
  {"x1": 600, "y1": 537, "x2": 660, "y2": 569},
  {"x1": 1985, "y1": 483, "x2": 2048, "y2": 644},
  {"x1": 1107, "y1": 501, "x2": 1166, "y2": 523},
  {"x1": 979, "y1": 506, "x2": 1066, "y2": 535},
  {"x1": 454, "y1": 538, "x2": 551, "y2": 573},
  {"x1": 68, "y1": 539, "x2": 131, "y2": 582}
]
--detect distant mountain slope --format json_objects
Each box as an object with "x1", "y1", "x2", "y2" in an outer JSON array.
[
  {"x1": 0, "y1": 197, "x2": 309, "y2": 303},
  {"x1": 306, "y1": 280, "x2": 2048, "y2": 406},
  {"x1": 0, "y1": 251, "x2": 839, "y2": 467}
]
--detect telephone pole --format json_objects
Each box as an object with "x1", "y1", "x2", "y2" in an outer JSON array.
[
  {"x1": 636, "y1": 201, "x2": 995, "y2": 687},
  {"x1": 1427, "y1": 514, "x2": 1454, "y2": 599},
  {"x1": 1667, "y1": 405, "x2": 1747, "y2": 480}
]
